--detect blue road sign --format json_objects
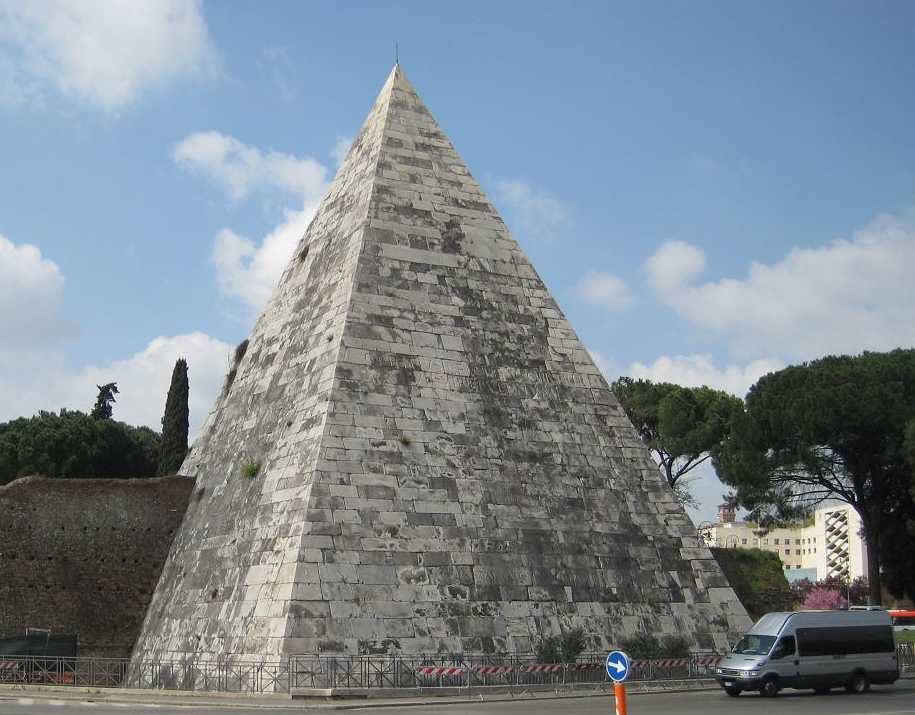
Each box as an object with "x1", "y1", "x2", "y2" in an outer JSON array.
[{"x1": 606, "y1": 650, "x2": 630, "y2": 682}]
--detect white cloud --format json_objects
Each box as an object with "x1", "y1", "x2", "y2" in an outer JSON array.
[
  {"x1": 0, "y1": 331, "x2": 232, "y2": 437},
  {"x1": 211, "y1": 207, "x2": 314, "y2": 310},
  {"x1": 0, "y1": 0, "x2": 218, "y2": 110},
  {"x1": 626, "y1": 353, "x2": 783, "y2": 397},
  {"x1": 0, "y1": 234, "x2": 231, "y2": 435},
  {"x1": 494, "y1": 179, "x2": 568, "y2": 236},
  {"x1": 63, "y1": 332, "x2": 231, "y2": 434},
  {"x1": 173, "y1": 131, "x2": 328, "y2": 202},
  {"x1": 644, "y1": 239, "x2": 706, "y2": 296},
  {"x1": 587, "y1": 349, "x2": 622, "y2": 382},
  {"x1": 331, "y1": 136, "x2": 352, "y2": 167},
  {"x1": 576, "y1": 271, "x2": 633, "y2": 311},
  {"x1": 174, "y1": 131, "x2": 332, "y2": 313},
  {"x1": 644, "y1": 211, "x2": 915, "y2": 360},
  {"x1": 0, "y1": 233, "x2": 73, "y2": 346}
]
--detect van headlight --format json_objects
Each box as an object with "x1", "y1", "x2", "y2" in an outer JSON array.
[{"x1": 746, "y1": 671, "x2": 760, "y2": 677}]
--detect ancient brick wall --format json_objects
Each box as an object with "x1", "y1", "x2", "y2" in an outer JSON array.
[{"x1": 0, "y1": 476, "x2": 192, "y2": 658}]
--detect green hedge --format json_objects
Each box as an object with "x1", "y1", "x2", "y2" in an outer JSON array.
[{"x1": 711, "y1": 546, "x2": 792, "y2": 621}]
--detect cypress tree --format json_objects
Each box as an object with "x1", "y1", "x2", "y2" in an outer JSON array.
[
  {"x1": 158, "y1": 359, "x2": 189, "y2": 475},
  {"x1": 91, "y1": 382, "x2": 119, "y2": 420}
]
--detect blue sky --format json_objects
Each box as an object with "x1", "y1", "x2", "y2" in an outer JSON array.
[{"x1": 2, "y1": 0, "x2": 915, "y2": 522}]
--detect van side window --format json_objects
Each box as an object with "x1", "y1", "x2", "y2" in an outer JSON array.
[
  {"x1": 797, "y1": 626, "x2": 895, "y2": 656},
  {"x1": 774, "y1": 634, "x2": 796, "y2": 658}
]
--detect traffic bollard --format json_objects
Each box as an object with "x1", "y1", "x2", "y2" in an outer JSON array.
[{"x1": 614, "y1": 682, "x2": 627, "y2": 715}]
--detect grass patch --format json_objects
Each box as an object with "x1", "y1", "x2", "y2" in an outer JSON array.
[
  {"x1": 241, "y1": 460, "x2": 261, "y2": 479},
  {"x1": 896, "y1": 631, "x2": 915, "y2": 645}
]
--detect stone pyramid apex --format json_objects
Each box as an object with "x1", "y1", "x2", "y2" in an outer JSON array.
[{"x1": 133, "y1": 67, "x2": 750, "y2": 665}]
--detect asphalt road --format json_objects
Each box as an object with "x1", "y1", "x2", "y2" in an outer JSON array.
[{"x1": 1, "y1": 681, "x2": 914, "y2": 715}]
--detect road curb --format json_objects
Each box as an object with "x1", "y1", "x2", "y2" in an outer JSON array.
[{"x1": 0, "y1": 679, "x2": 721, "y2": 710}]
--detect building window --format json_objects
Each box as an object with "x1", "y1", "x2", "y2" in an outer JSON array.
[
  {"x1": 763, "y1": 539, "x2": 769, "y2": 545},
  {"x1": 774, "y1": 538, "x2": 780, "y2": 545},
  {"x1": 741, "y1": 538, "x2": 747, "y2": 545},
  {"x1": 796, "y1": 549, "x2": 801, "y2": 555},
  {"x1": 795, "y1": 539, "x2": 801, "y2": 545},
  {"x1": 784, "y1": 549, "x2": 790, "y2": 555},
  {"x1": 784, "y1": 565, "x2": 790, "y2": 570}
]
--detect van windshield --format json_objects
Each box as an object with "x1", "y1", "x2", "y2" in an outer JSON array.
[{"x1": 732, "y1": 634, "x2": 776, "y2": 656}]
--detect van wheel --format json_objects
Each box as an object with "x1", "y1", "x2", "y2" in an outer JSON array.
[
  {"x1": 725, "y1": 687, "x2": 741, "y2": 697},
  {"x1": 759, "y1": 677, "x2": 780, "y2": 697},
  {"x1": 846, "y1": 672, "x2": 869, "y2": 694}
]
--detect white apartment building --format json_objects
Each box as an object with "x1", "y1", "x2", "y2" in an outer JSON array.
[{"x1": 699, "y1": 502, "x2": 868, "y2": 583}]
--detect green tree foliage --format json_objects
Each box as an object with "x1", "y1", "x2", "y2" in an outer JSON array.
[
  {"x1": 880, "y1": 496, "x2": 915, "y2": 602},
  {"x1": 0, "y1": 410, "x2": 159, "y2": 485},
  {"x1": 610, "y1": 377, "x2": 744, "y2": 506},
  {"x1": 535, "y1": 627, "x2": 587, "y2": 663},
  {"x1": 714, "y1": 350, "x2": 915, "y2": 605},
  {"x1": 617, "y1": 633, "x2": 693, "y2": 659},
  {"x1": 90, "y1": 382, "x2": 119, "y2": 420},
  {"x1": 711, "y1": 547, "x2": 792, "y2": 621},
  {"x1": 882, "y1": 417, "x2": 915, "y2": 600},
  {"x1": 158, "y1": 359, "x2": 189, "y2": 476}
]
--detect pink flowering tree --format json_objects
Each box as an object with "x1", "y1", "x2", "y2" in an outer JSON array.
[{"x1": 803, "y1": 587, "x2": 848, "y2": 610}]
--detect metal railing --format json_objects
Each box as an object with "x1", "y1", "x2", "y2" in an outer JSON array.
[
  {"x1": 288, "y1": 652, "x2": 724, "y2": 690},
  {"x1": 0, "y1": 657, "x2": 289, "y2": 693},
  {"x1": 899, "y1": 643, "x2": 914, "y2": 670},
  {"x1": 0, "y1": 644, "x2": 910, "y2": 694}
]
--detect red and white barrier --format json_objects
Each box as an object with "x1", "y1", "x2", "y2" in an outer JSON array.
[
  {"x1": 416, "y1": 656, "x2": 722, "y2": 680},
  {"x1": 415, "y1": 666, "x2": 465, "y2": 677},
  {"x1": 520, "y1": 664, "x2": 563, "y2": 674},
  {"x1": 631, "y1": 657, "x2": 721, "y2": 668},
  {"x1": 474, "y1": 665, "x2": 514, "y2": 675},
  {"x1": 0, "y1": 661, "x2": 19, "y2": 670}
]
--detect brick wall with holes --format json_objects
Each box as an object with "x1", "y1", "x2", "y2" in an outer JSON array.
[{"x1": 0, "y1": 475, "x2": 193, "y2": 658}]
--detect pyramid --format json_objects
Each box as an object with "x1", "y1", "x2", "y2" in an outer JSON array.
[{"x1": 133, "y1": 66, "x2": 750, "y2": 661}]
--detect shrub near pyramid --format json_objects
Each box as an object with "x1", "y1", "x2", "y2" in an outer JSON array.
[{"x1": 133, "y1": 66, "x2": 750, "y2": 662}]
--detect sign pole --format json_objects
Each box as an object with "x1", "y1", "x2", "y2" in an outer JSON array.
[
  {"x1": 614, "y1": 681, "x2": 627, "y2": 715},
  {"x1": 606, "y1": 650, "x2": 631, "y2": 715}
]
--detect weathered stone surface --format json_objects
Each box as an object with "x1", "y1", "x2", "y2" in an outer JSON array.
[
  {"x1": 0, "y1": 476, "x2": 193, "y2": 658},
  {"x1": 133, "y1": 66, "x2": 750, "y2": 661}
]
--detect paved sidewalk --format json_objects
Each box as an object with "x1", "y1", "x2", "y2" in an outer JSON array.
[{"x1": 0, "y1": 678, "x2": 718, "y2": 710}]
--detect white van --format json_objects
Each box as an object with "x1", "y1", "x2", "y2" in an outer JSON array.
[{"x1": 715, "y1": 610, "x2": 898, "y2": 697}]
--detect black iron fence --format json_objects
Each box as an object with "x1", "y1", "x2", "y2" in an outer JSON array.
[
  {"x1": 0, "y1": 645, "x2": 911, "y2": 694},
  {"x1": 0, "y1": 657, "x2": 290, "y2": 693},
  {"x1": 288, "y1": 652, "x2": 723, "y2": 690},
  {"x1": 899, "y1": 643, "x2": 914, "y2": 669}
]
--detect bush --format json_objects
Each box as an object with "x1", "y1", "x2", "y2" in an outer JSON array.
[
  {"x1": 711, "y1": 547, "x2": 792, "y2": 620},
  {"x1": 616, "y1": 633, "x2": 694, "y2": 660},
  {"x1": 619, "y1": 633, "x2": 661, "y2": 660},
  {"x1": 658, "y1": 635, "x2": 692, "y2": 658},
  {"x1": 536, "y1": 627, "x2": 587, "y2": 663},
  {"x1": 791, "y1": 576, "x2": 869, "y2": 609},
  {"x1": 535, "y1": 635, "x2": 561, "y2": 664},
  {"x1": 803, "y1": 587, "x2": 847, "y2": 610},
  {"x1": 0, "y1": 410, "x2": 159, "y2": 484}
]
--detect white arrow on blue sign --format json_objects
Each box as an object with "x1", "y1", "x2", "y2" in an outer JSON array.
[{"x1": 605, "y1": 650, "x2": 630, "y2": 682}]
